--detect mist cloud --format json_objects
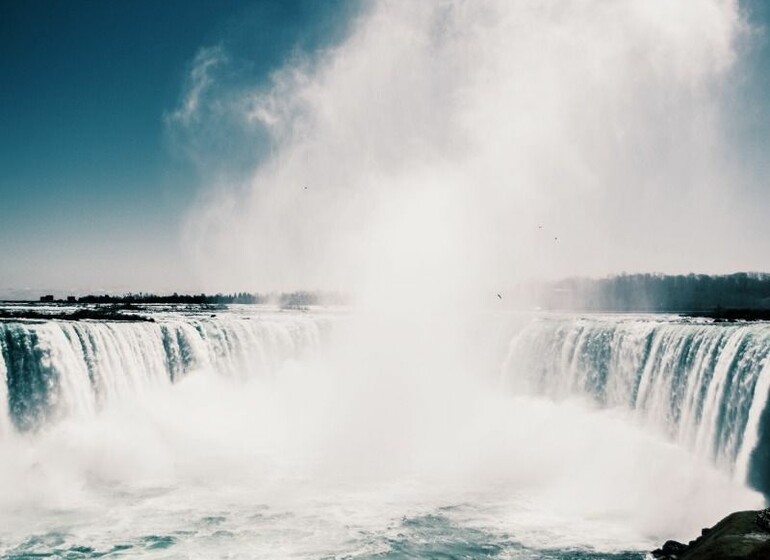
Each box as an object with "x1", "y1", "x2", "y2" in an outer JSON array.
[{"x1": 178, "y1": 0, "x2": 764, "y2": 298}]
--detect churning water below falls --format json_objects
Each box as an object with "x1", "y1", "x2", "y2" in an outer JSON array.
[{"x1": 0, "y1": 306, "x2": 768, "y2": 559}]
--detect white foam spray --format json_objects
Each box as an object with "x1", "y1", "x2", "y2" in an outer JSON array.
[{"x1": 173, "y1": 0, "x2": 766, "y2": 552}]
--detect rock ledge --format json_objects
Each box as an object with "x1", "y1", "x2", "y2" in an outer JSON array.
[{"x1": 652, "y1": 509, "x2": 770, "y2": 560}]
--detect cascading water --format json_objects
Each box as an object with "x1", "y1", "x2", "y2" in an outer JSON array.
[
  {"x1": 0, "y1": 346, "x2": 9, "y2": 437},
  {"x1": 501, "y1": 314, "x2": 770, "y2": 493},
  {"x1": 0, "y1": 307, "x2": 326, "y2": 433},
  {"x1": 0, "y1": 307, "x2": 765, "y2": 559}
]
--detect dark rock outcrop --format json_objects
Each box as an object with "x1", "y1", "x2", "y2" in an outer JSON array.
[
  {"x1": 652, "y1": 540, "x2": 688, "y2": 558},
  {"x1": 756, "y1": 509, "x2": 770, "y2": 532},
  {"x1": 652, "y1": 509, "x2": 770, "y2": 560}
]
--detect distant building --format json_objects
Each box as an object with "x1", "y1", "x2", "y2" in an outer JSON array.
[
  {"x1": 66, "y1": 296, "x2": 77, "y2": 303},
  {"x1": 40, "y1": 295, "x2": 54, "y2": 302}
]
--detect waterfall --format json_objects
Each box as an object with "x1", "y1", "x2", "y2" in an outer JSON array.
[
  {"x1": 0, "y1": 310, "x2": 325, "y2": 433},
  {"x1": 0, "y1": 346, "x2": 9, "y2": 436},
  {"x1": 502, "y1": 315, "x2": 770, "y2": 491}
]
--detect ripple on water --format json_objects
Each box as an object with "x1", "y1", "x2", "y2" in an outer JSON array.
[
  {"x1": 0, "y1": 532, "x2": 183, "y2": 560},
  {"x1": 3, "y1": 539, "x2": 133, "y2": 560},
  {"x1": 140, "y1": 535, "x2": 176, "y2": 550},
  {"x1": 333, "y1": 514, "x2": 648, "y2": 560}
]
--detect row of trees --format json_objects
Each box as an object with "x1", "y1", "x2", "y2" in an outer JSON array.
[
  {"x1": 45, "y1": 291, "x2": 346, "y2": 307},
  {"x1": 75, "y1": 292, "x2": 265, "y2": 305},
  {"x1": 539, "y1": 273, "x2": 770, "y2": 312}
]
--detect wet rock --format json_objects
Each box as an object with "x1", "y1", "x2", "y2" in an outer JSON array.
[
  {"x1": 755, "y1": 508, "x2": 770, "y2": 532},
  {"x1": 652, "y1": 510, "x2": 770, "y2": 560},
  {"x1": 652, "y1": 540, "x2": 688, "y2": 558}
]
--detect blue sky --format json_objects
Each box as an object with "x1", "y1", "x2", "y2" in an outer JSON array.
[
  {"x1": 1, "y1": 1, "x2": 770, "y2": 298},
  {"x1": 0, "y1": 0, "x2": 355, "y2": 297}
]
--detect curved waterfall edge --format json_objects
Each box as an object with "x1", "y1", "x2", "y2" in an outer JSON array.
[
  {"x1": 501, "y1": 316, "x2": 770, "y2": 497},
  {"x1": 0, "y1": 312, "x2": 326, "y2": 434}
]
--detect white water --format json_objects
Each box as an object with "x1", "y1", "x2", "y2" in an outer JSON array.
[
  {"x1": 0, "y1": 308, "x2": 765, "y2": 558},
  {"x1": 0, "y1": 346, "x2": 9, "y2": 437},
  {"x1": 0, "y1": 307, "x2": 326, "y2": 431},
  {"x1": 502, "y1": 314, "x2": 770, "y2": 484},
  {"x1": 153, "y1": 1, "x2": 767, "y2": 553}
]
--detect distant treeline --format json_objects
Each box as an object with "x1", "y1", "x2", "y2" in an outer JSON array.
[
  {"x1": 76, "y1": 292, "x2": 266, "y2": 305},
  {"x1": 38, "y1": 291, "x2": 345, "y2": 307},
  {"x1": 540, "y1": 273, "x2": 770, "y2": 313}
]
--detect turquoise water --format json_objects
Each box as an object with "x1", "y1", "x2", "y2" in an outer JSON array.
[{"x1": 3, "y1": 514, "x2": 645, "y2": 559}]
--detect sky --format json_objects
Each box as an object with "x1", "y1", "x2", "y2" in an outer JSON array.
[
  {"x1": 0, "y1": 0, "x2": 356, "y2": 297},
  {"x1": 1, "y1": 1, "x2": 770, "y2": 299}
]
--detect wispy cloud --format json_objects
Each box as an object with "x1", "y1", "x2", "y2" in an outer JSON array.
[
  {"x1": 167, "y1": 45, "x2": 227, "y2": 127},
  {"x1": 164, "y1": 42, "x2": 302, "y2": 177}
]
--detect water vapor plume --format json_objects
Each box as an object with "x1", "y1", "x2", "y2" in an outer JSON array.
[
  {"x1": 177, "y1": 0, "x2": 760, "y2": 301},
  {"x1": 170, "y1": 4, "x2": 764, "y2": 526}
]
